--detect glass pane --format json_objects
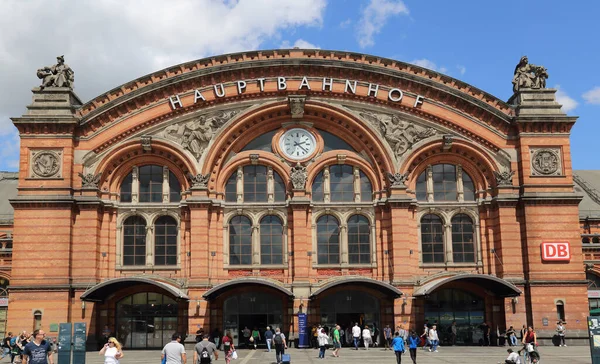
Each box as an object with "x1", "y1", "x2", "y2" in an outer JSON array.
[
  {"x1": 312, "y1": 171, "x2": 324, "y2": 202},
  {"x1": 225, "y1": 173, "x2": 237, "y2": 202}
]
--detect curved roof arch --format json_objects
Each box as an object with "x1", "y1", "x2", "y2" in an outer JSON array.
[
  {"x1": 309, "y1": 276, "x2": 403, "y2": 298},
  {"x1": 413, "y1": 273, "x2": 521, "y2": 297},
  {"x1": 203, "y1": 278, "x2": 295, "y2": 301},
  {"x1": 80, "y1": 277, "x2": 189, "y2": 302}
]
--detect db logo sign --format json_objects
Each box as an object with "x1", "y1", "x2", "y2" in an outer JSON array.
[{"x1": 541, "y1": 242, "x2": 571, "y2": 262}]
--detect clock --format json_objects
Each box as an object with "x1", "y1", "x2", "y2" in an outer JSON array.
[{"x1": 279, "y1": 128, "x2": 317, "y2": 160}]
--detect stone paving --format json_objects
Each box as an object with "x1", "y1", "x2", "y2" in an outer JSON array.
[{"x1": 60, "y1": 345, "x2": 591, "y2": 364}]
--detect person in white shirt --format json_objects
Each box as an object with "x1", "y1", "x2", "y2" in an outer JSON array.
[
  {"x1": 352, "y1": 323, "x2": 361, "y2": 350},
  {"x1": 362, "y1": 325, "x2": 372, "y2": 350},
  {"x1": 428, "y1": 325, "x2": 439, "y2": 352},
  {"x1": 162, "y1": 333, "x2": 186, "y2": 364},
  {"x1": 99, "y1": 337, "x2": 124, "y2": 364},
  {"x1": 505, "y1": 348, "x2": 522, "y2": 364}
]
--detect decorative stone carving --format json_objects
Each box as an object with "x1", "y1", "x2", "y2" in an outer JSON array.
[
  {"x1": 141, "y1": 136, "x2": 152, "y2": 151},
  {"x1": 290, "y1": 163, "x2": 308, "y2": 190},
  {"x1": 442, "y1": 135, "x2": 453, "y2": 151},
  {"x1": 386, "y1": 172, "x2": 408, "y2": 188},
  {"x1": 78, "y1": 172, "x2": 102, "y2": 189},
  {"x1": 187, "y1": 172, "x2": 210, "y2": 188},
  {"x1": 493, "y1": 169, "x2": 515, "y2": 186},
  {"x1": 359, "y1": 111, "x2": 437, "y2": 159},
  {"x1": 249, "y1": 154, "x2": 260, "y2": 165},
  {"x1": 30, "y1": 150, "x2": 61, "y2": 178},
  {"x1": 512, "y1": 56, "x2": 549, "y2": 93},
  {"x1": 162, "y1": 109, "x2": 241, "y2": 159},
  {"x1": 531, "y1": 148, "x2": 562, "y2": 176},
  {"x1": 288, "y1": 95, "x2": 306, "y2": 119},
  {"x1": 37, "y1": 55, "x2": 74, "y2": 89}
]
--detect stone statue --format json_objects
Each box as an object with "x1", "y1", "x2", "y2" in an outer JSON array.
[
  {"x1": 386, "y1": 172, "x2": 408, "y2": 188},
  {"x1": 290, "y1": 163, "x2": 308, "y2": 190},
  {"x1": 493, "y1": 169, "x2": 515, "y2": 186},
  {"x1": 187, "y1": 172, "x2": 210, "y2": 188},
  {"x1": 512, "y1": 56, "x2": 548, "y2": 93},
  {"x1": 37, "y1": 55, "x2": 74, "y2": 89},
  {"x1": 78, "y1": 172, "x2": 102, "y2": 189}
]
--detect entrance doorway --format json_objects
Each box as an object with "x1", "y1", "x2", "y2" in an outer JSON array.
[{"x1": 424, "y1": 288, "x2": 485, "y2": 345}]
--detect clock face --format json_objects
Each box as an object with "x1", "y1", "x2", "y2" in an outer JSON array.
[{"x1": 279, "y1": 128, "x2": 317, "y2": 160}]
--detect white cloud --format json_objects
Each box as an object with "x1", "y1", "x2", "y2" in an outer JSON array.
[
  {"x1": 280, "y1": 39, "x2": 320, "y2": 49},
  {"x1": 411, "y1": 59, "x2": 447, "y2": 74},
  {"x1": 555, "y1": 85, "x2": 578, "y2": 113},
  {"x1": 457, "y1": 65, "x2": 467, "y2": 75},
  {"x1": 339, "y1": 18, "x2": 352, "y2": 28},
  {"x1": 356, "y1": 0, "x2": 409, "y2": 48},
  {"x1": 0, "y1": 0, "x2": 327, "y2": 171},
  {"x1": 583, "y1": 86, "x2": 600, "y2": 105}
]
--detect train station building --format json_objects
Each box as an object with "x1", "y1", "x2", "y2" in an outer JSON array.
[{"x1": 0, "y1": 49, "x2": 594, "y2": 347}]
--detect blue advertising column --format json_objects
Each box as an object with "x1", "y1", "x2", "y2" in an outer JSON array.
[
  {"x1": 72, "y1": 323, "x2": 86, "y2": 364},
  {"x1": 298, "y1": 313, "x2": 309, "y2": 348},
  {"x1": 57, "y1": 323, "x2": 72, "y2": 364}
]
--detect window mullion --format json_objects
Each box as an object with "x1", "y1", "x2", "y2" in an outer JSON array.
[
  {"x1": 132, "y1": 166, "x2": 139, "y2": 203},
  {"x1": 353, "y1": 166, "x2": 360, "y2": 202},
  {"x1": 236, "y1": 166, "x2": 243, "y2": 203},
  {"x1": 323, "y1": 166, "x2": 330, "y2": 203},
  {"x1": 456, "y1": 165, "x2": 464, "y2": 202},
  {"x1": 426, "y1": 165, "x2": 434, "y2": 202},
  {"x1": 162, "y1": 167, "x2": 170, "y2": 203},
  {"x1": 267, "y1": 167, "x2": 274, "y2": 203}
]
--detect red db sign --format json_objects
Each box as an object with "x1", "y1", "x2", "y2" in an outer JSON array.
[{"x1": 541, "y1": 242, "x2": 571, "y2": 262}]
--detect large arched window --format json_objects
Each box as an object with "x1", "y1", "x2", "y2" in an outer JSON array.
[
  {"x1": 451, "y1": 214, "x2": 475, "y2": 263},
  {"x1": 433, "y1": 164, "x2": 457, "y2": 201},
  {"x1": 123, "y1": 216, "x2": 147, "y2": 266},
  {"x1": 229, "y1": 216, "x2": 252, "y2": 265},
  {"x1": 421, "y1": 214, "x2": 444, "y2": 263},
  {"x1": 119, "y1": 165, "x2": 182, "y2": 203},
  {"x1": 330, "y1": 165, "x2": 354, "y2": 202},
  {"x1": 415, "y1": 164, "x2": 476, "y2": 202},
  {"x1": 139, "y1": 165, "x2": 164, "y2": 202},
  {"x1": 154, "y1": 216, "x2": 178, "y2": 266},
  {"x1": 317, "y1": 215, "x2": 340, "y2": 264},
  {"x1": 260, "y1": 215, "x2": 283, "y2": 265},
  {"x1": 347, "y1": 215, "x2": 370, "y2": 264},
  {"x1": 243, "y1": 165, "x2": 268, "y2": 202},
  {"x1": 224, "y1": 166, "x2": 286, "y2": 203},
  {"x1": 311, "y1": 171, "x2": 324, "y2": 201}
]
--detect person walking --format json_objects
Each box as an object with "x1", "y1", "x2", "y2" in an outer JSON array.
[
  {"x1": 398, "y1": 325, "x2": 407, "y2": 344},
  {"x1": 99, "y1": 337, "x2": 123, "y2": 364},
  {"x1": 428, "y1": 325, "x2": 439, "y2": 352},
  {"x1": 251, "y1": 327, "x2": 261, "y2": 350},
  {"x1": 450, "y1": 321, "x2": 457, "y2": 346},
  {"x1": 481, "y1": 322, "x2": 491, "y2": 346},
  {"x1": 352, "y1": 323, "x2": 361, "y2": 350},
  {"x1": 272, "y1": 328, "x2": 287, "y2": 364},
  {"x1": 265, "y1": 326, "x2": 274, "y2": 352},
  {"x1": 194, "y1": 334, "x2": 218, "y2": 364},
  {"x1": 392, "y1": 331, "x2": 406, "y2": 364},
  {"x1": 222, "y1": 331, "x2": 233, "y2": 356},
  {"x1": 556, "y1": 321, "x2": 566, "y2": 347},
  {"x1": 362, "y1": 325, "x2": 372, "y2": 350},
  {"x1": 317, "y1": 328, "x2": 328, "y2": 359},
  {"x1": 384, "y1": 325, "x2": 393, "y2": 350},
  {"x1": 224, "y1": 341, "x2": 235, "y2": 364},
  {"x1": 161, "y1": 333, "x2": 186, "y2": 364},
  {"x1": 420, "y1": 322, "x2": 429, "y2": 351},
  {"x1": 332, "y1": 325, "x2": 341, "y2": 357},
  {"x1": 1, "y1": 332, "x2": 12, "y2": 361},
  {"x1": 242, "y1": 326, "x2": 251, "y2": 349},
  {"x1": 407, "y1": 331, "x2": 419, "y2": 364},
  {"x1": 22, "y1": 330, "x2": 53, "y2": 364}
]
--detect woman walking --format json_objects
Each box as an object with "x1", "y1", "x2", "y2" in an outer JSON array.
[
  {"x1": 317, "y1": 328, "x2": 328, "y2": 359},
  {"x1": 391, "y1": 331, "x2": 406, "y2": 364},
  {"x1": 362, "y1": 325, "x2": 372, "y2": 350},
  {"x1": 99, "y1": 337, "x2": 123, "y2": 364},
  {"x1": 407, "y1": 330, "x2": 420, "y2": 364},
  {"x1": 224, "y1": 341, "x2": 235, "y2": 364}
]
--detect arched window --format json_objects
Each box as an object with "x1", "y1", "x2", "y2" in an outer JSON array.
[
  {"x1": 169, "y1": 171, "x2": 181, "y2": 202},
  {"x1": 273, "y1": 172, "x2": 286, "y2": 202},
  {"x1": 120, "y1": 173, "x2": 133, "y2": 203},
  {"x1": 154, "y1": 216, "x2": 178, "y2": 266},
  {"x1": 433, "y1": 164, "x2": 457, "y2": 201},
  {"x1": 451, "y1": 214, "x2": 475, "y2": 263},
  {"x1": 359, "y1": 171, "x2": 372, "y2": 202},
  {"x1": 330, "y1": 165, "x2": 354, "y2": 202},
  {"x1": 243, "y1": 165, "x2": 268, "y2": 202},
  {"x1": 139, "y1": 165, "x2": 163, "y2": 202},
  {"x1": 260, "y1": 215, "x2": 283, "y2": 265},
  {"x1": 33, "y1": 310, "x2": 42, "y2": 330},
  {"x1": 123, "y1": 216, "x2": 146, "y2": 266},
  {"x1": 225, "y1": 173, "x2": 237, "y2": 202},
  {"x1": 416, "y1": 171, "x2": 427, "y2": 201},
  {"x1": 421, "y1": 214, "x2": 444, "y2": 263},
  {"x1": 229, "y1": 216, "x2": 252, "y2": 265},
  {"x1": 312, "y1": 171, "x2": 324, "y2": 202},
  {"x1": 462, "y1": 171, "x2": 475, "y2": 201},
  {"x1": 594, "y1": 236, "x2": 600, "y2": 244},
  {"x1": 348, "y1": 215, "x2": 370, "y2": 264},
  {"x1": 556, "y1": 300, "x2": 565, "y2": 321},
  {"x1": 317, "y1": 215, "x2": 340, "y2": 264},
  {"x1": 583, "y1": 237, "x2": 591, "y2": 244}
]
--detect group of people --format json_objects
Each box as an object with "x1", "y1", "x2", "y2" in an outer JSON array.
[{"x1": 1, "y1": 330, "x2": 55, "y2": 364}]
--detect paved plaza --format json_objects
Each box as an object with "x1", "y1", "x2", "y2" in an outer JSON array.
[{"x1": 52, "y1": 345, "x2": 591, "y2": 364}]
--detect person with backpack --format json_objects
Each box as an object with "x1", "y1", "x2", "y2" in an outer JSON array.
[
  {"x1": 272, "y1": 327, "x2": 287, "y2": 364},
  {"x1": 194, "y1": 334, "x2": 218, "y2": 364},
  {"x1": 407, "y1": 330, "x2": 420, "y2": 364},
  {"x1": 391, "y1": 331, "x2": 406, "y2": 364}
]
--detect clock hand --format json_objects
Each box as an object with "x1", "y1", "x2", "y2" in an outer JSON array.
[{"x1": 294, "y1": 142, "x2": 309, "y2": 153}]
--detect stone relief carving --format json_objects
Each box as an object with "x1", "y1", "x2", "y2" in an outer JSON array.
[
  {"x1": 288, "y1": 95, "x2": 306, "y2": 118},
  {"x1": 31, "y1": 150, "x2": 61, "y2": 178},
  {"x1": 141, "y1": 136, "x2": 152, "y2": 151},
  {"x1": 37, "y1": 55, "x2": 74, "y2": 89},
  {"x1": 187, "y1": 172, "x2": 210, "y2": 188},
  {"x1": 359, "y1": 111, "x2": 437, "y2": 159},
  {"x1": 512, "y1": 56, "x2": 548, "y2": 93},
  {"x1": 162, "y1": 109, "x2": 241, "y2": 160},
  {"x1": 386, "y1": 172, "x2": 408, "y2": 188},
  {"x1": 493, "y1": 169, "x2": 515, "y2": 186},
  {"x1": 290, "y1": 163, "x2": 308, "y2": 190},
  {"x1": 78, "y1": 172, "x2": 102, "y2": 188},
  {"x1": 531, "y1": 148, "x2": 562, "y2": 176}
]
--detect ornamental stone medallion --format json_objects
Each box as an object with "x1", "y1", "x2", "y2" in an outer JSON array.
[
  {"x1": 531, "y1": 148, "x2": 562, "y2": 176},
  {"x1": 30, "y1": 150, "x2": 62, "y2": 178}
]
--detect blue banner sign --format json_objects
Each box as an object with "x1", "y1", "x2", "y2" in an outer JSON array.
[{"x1": 298, "y1": 313, "x2": 309, "y2": 348}]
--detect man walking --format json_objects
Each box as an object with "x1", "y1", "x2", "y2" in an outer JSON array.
[
  {"x1": 450, "y1": 321, "x2": 457, "y2": 346},
  {"x1": 22, "y1": 330, "x2": 53, "y2": 364},
  {"x1": 194, "y1": 334, "x2": 218, "y2": 364},
  {"x1": 332, "y1": 325, "x2": 341, "y2": 357},
  {"x1": 384, "y1": 325, "x2": 392, "y2": 350},
  {"x1": 272, "y1": 328, "x2": 287, "y2": 364},
  {"x1": 265, "y1": 326, "x2": 274, "y2": 352},
  {"x1": 352, "y1": 323, "x2": 361, "y2": 350},
  {"x1": 161, "y1": 333, "x2": 186, "y2": 364},
  {"x1": 1, "y1": 332, "x2": 12, "y2": 360}
]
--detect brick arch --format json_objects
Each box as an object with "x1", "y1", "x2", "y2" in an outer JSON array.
[
  {"x1": 402, "y1": 139, "x2": 500, "y2": 192},
  {"x1": 306, "y1": 151, "x2": 383, "y2": 193},
  {"x1": 204, "y1": 101, "x2": 394, "y2": 191}
]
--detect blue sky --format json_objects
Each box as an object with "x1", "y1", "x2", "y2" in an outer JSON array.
[{"x1": 0, "y1": 0, "x2": 599, "y2": 171}]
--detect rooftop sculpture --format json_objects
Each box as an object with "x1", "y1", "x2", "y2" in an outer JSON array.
[
  {"x1": 512, "y1": 56, "x2": 548, "y2": 93},
  {"x1": 37, "y1": 55, "x2": 74, "y2": 89}
]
